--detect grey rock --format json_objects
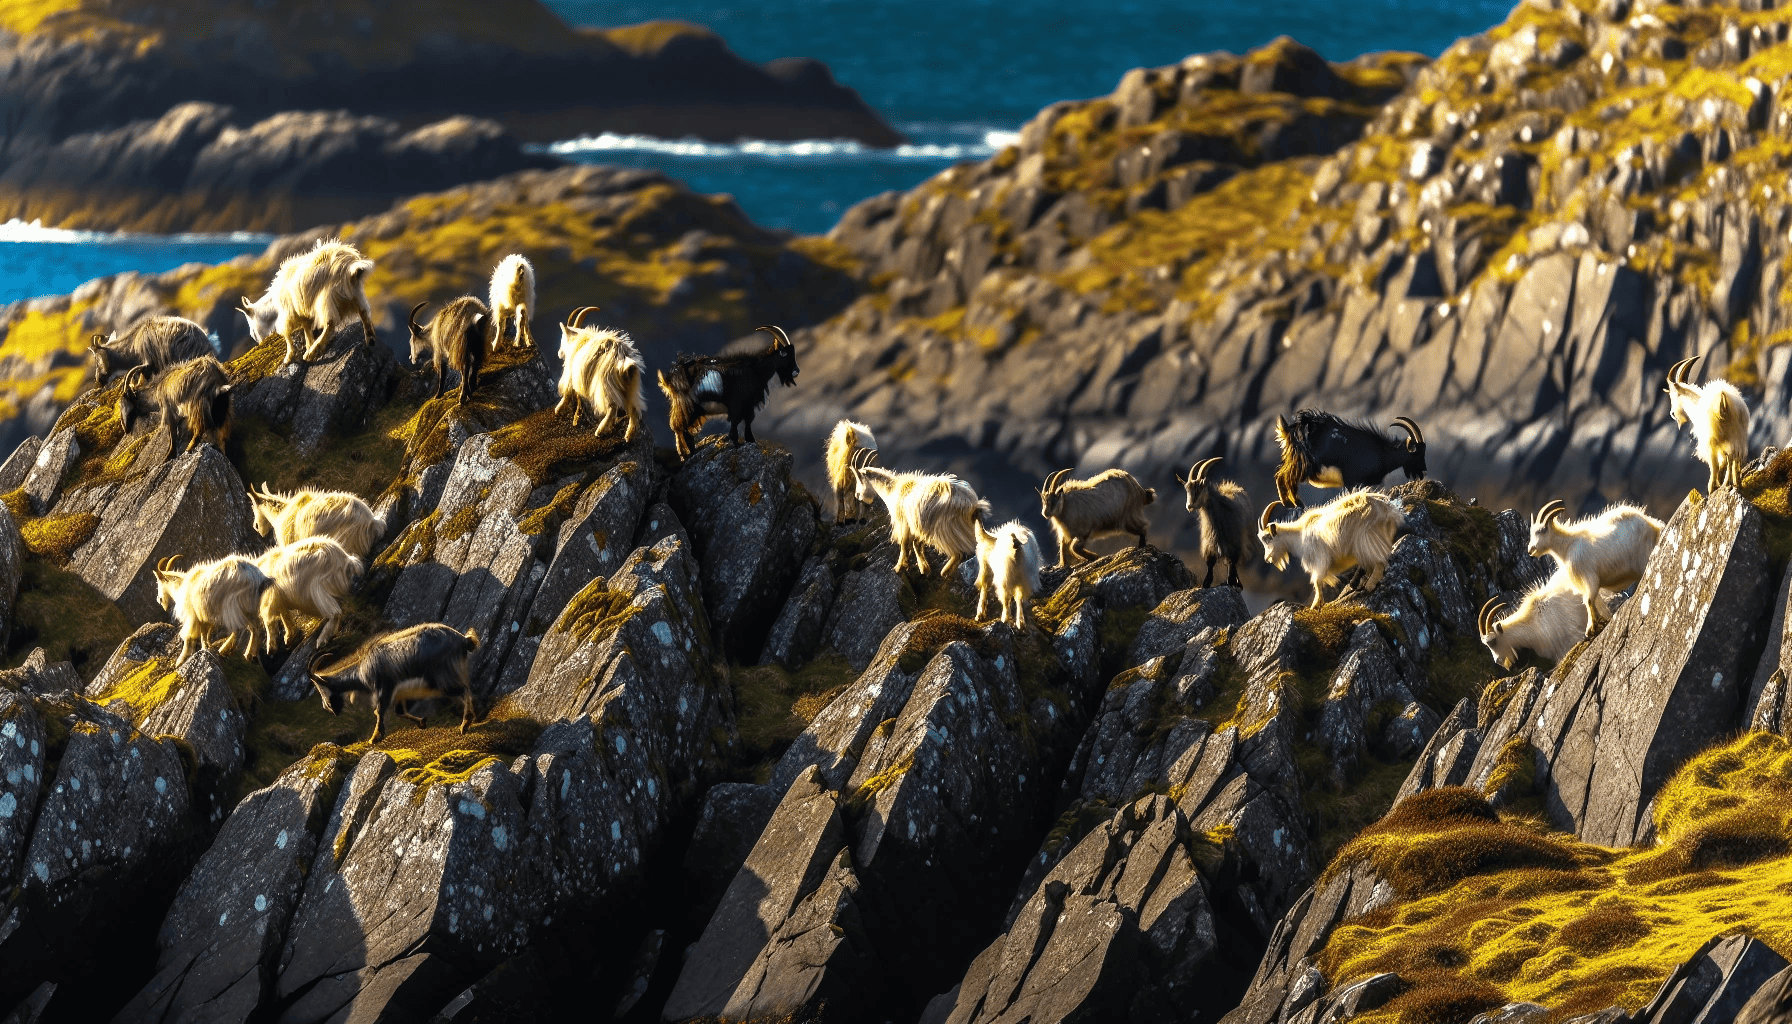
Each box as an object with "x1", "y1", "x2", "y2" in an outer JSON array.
[
  {"x1": 1636, "y1": 934, "x2": 1790, "y2": 1024},
  {"x1": 684, "y1": 782, "x2": 780, "y2": 923},
  {"x1": 0, "y1": 691, "x2": 46, "y2": 888},
  {"x1": 1470, "y1": 1004, "x2": 1552, "y2": 1024},
  {"x1": 0, "y1": 650, "x2": 81, "y2": 697},
  {"x1": 819, "y1": 547, "x2": 906, "y2": 672},
  {"x1": 0, "y1": 436, "x2": 43, "y2": 495},
  {"x1": 1127, "y1": 586, "x2": 1250, "y2": 664},
  {"x1": 1383, "y1": 701, "x2": 1443, "y2": 760},
  {"x1": 228, "y1": 323, "x2": 399, "y2": 457},
  {"x1": 0, "y1": 507, "x2": 21, "y2": 651},
  {"x1": 761, "y1": 553, "x2": 839, "y2": 670},
  {"x1": 1736, "y1": 965, "x2": 1792, "y2": 1024},
  {"x1": 20, "y1": 427, "x2": 78, "y2": 516},
  {"x1": 528, "y1": 457, "x2": 653, "y2": 636}
]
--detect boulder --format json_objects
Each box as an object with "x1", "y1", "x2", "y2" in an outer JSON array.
[
  {"x1": 20, "y1": 427, "x2": 78, "y2": 517},
  {"x1": 0, "y1": 506, "x2": 23, "y2": 651},
  {"x1": 761, "y1": 553, "x2": 839, "y2": 670},
  {"x1": 526, "y1": 458, "x2": 653, "y2": 637},
  {"x1": 1737, "y1": 966, "x2": 1792, "y2": 1024},
  {"x1": 1217, "y1": 859, "x2": 1392, "y2": 1024},
  {"x1": 227, "y1": 324, "x2": 399, "y2": 457},
  {"x1": 0, "y1": 690, "x2": 47, "y2": 888},
  {"x1": 684, "y1": 782, "x2": 780, "y2": 923},
  {"x1": 1633, "y1": 934, "x2": 1790, "y2": 1024},
  {"x1": 0, "y1": 436, "x2": 43, "y2": 495}
]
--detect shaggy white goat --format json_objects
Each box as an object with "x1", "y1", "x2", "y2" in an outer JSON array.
[
  {"x1": 1527, "y1": 499, "x2": 1663, "y2": 637},
  {"x1": 152, "y1": 554, "x2": 272, "y2": 661},
  {"x1": 1257, "y1": 489, "x2": 1404, "y2": 608},
  {"x1": 240, "y1": 238, "x2": 376, "y2": 364},
  {"x1": 1665, "y1": 356, "x2": 1750, "y2": 494},
  {"x1": 1038, "y1": 468, "x2": 1155, "y2": 568},
  {"x1": 553, "y1": 306, "x2": 645, "y2": 441},
  {"x1": 825, "y1": 420, "x2": 877, "y2": 523},
  {"x1": 851, "y1": 449, "x2": 990, "y2": 577},
  {"x1": 248, "y1": 484, "x2": 386, "y2": 561},
  {"x1": 489, "y1": 254, "x2": 537, "y2": 350},
  {"x1": 974, "y1": 519, "x2": 1043, "y2": 627},
  {"x1": 1479, "y1": 568, "x2": 1609, "y2": 669},
  {"x1": 255, "y1": 537, "x2": 363, "y2": 649}
]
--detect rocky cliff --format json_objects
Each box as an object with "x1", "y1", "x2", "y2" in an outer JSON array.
[
  {"x1": 0, "y1": 1, "x2": 900, "y2": 231},
  {"x1": 759, "y1": 0, "x2": 1792, "y2": 559}
]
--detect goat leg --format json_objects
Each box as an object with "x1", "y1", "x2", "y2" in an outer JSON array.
[
  {"x1": 460, "y1": 692, "x2": 475, "y2": 734},
  {"x1": 1134, "y1": 530, "x2": 1148, "y2": 548},
  {"x1": 371, "y1": 700, "x2": 386, "y2": 743},
  {"x1": 1203, "y1": 557, "x2": 1216, "y2": 589},
  {"x1": 1228, "y1": 559, "x2": 1242, "y2": 589},
  {"x1": 432, "y1": 362, "x2": 446, "y2": 400},
  {"x1": 742, "y1": 419, "x2": 757, "y2": 444}
]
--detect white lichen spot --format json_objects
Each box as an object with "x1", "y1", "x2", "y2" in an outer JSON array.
[
  {"x1": 254, "y1": 894, "x2": 267, "y2": 912},
  {"x1": 155, "y1": 777, "x2": 167, "y2": 795},
  {"x1": 611, "y1": 821, "x2": 622, "y2": 841},
  {"x1": 276, "y1": 829, "x2": 288, "y2": 850},
  {"x1": 1713, "y1": 671, "x2": 1725, "y2": 690},
  {"x1": 615, "y1": 735, "x2": 627, "y2": 754},
  {"x1": 219, "y1": 911, "x2": 229, "y2": 926},
  {"x1": 651, "y1": 621, "x2": 674, "y2": 645},
  {"x1": 493, "y1": 825, "x2": 508, "y2": 851},
  {"x1": 69, "y1": 776, "x2": 80, "y2": 791},
  {"x1": 0, "y1": 793, "x2": 13, "y2": 818}
]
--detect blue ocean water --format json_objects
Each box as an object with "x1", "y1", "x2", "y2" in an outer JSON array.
[{"x1": 0, "y1": 0, "x2": 1513, "y2": 303}]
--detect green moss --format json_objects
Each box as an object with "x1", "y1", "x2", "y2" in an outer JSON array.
[
  {"x1": 518, "y1": 481, "x2": 582, "y2": 537},
  {"x1": 230, "y1": 397, "x2": 412, "y2": 503},
  {"x1": 846, "y1": 752, "x2": 914, "y2": 812},
  {"x1": 439, "y1": 488, "x2": 489, "y2": 544},
  {"x1": 2, "y1": 559, "x2": 133, "y2": 677},
  {"x1": 1424, "y1": 629, "x2": 1511, "y2": 716},
  {"x1": 896, "y1": 611, "x2": 1002, "y2": 673},
  {"x1": 17, "y1": 511, "x2": 98, "y2": 565},
  {"x1": 730, "y1": 653, "x2": 860, "y2": 779},
  {"x1": 562, "y1": 577, "x2": 639, "y2": 644},
  {"x1": 237, "y1": 693, "x2": 374, "y2": 802}
]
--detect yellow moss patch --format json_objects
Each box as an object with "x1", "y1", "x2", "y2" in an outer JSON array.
[
  {"x1": 599, "y1": 19, "x2": 718, "y2": 57},
  {"x1": 518, "y1": 481, "x2": 582, "y2": 537},
  {"x1": 19, "y1": 511, "x2": 99, "y2": 565},
  {"x1": 90, "y1": 658, "x2": 182, "y2": 719},
  {"x1": 488, "y1": 407, "x2": 629, "y2": 486},
  {"x1": 847, "y1": 752, "x2": 914, "y2": 811},
  {"x1": 1321, "y1": 735, "x2": 1792, "y2": 1020},
  {"x1": 562, "y1": 577, "x2": 639, "y2": 643}
]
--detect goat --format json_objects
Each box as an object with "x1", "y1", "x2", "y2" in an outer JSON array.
[
  {"x1": 974, "y1": 519, "x2": 1042, "y2": 628},
  {"x1": 1665, "y1": 356, "x2": 1750, "y2": 494},
  {"x1": 309, "y1": 623, "x2": 480, "y2": 743},
  {"x1": 247, "y1": 484, "x2": 386, "y2": 561},
  {"x1": 1037, "y1": 468, "x2": 1154, "y2": 569},
  {"x1": 825, "y1": 420, "x2": 878, "y2": 523},
  {"x1": 1176, "y1": 456, "x2": 1251, "y2": 589},
  {"x1": 489, "y1": 254, "x2": 537, "y2": 350},
  {"x1": 656, "y1": 325, "x2": 799, "y2": 458},
  {"x1": 1272, "y1": 411, "x2": 1427, "y2": 507},
  {"x1": 553, "y1": 306, "x2": 645, "y2": 442},
  {"x1": 1527, "y1": 499, "x2": 1663, "y2": 637},
  {"x1": 255, "y1": 537, "x2": 363, "y2": 650},
  {"x1": 87, "y1": 316, "x2": 212, "y2": 387},
  {"x1": 1258, "y1": 490, "x2": 1404, "y2": 608},
  {"x1": 117, "y1": 357, "x2": 232, "y2": 454},
  {"x1": 408, "y1": 297, "x2": 490, "y2": 404},
  {"x1": 1479, "y1": 569, "x2": 1608, "y2": 670},
  {"x1": 152, "y1": 554, "x2": 272, "y2": 662},
  {"x1": 240, "y1": 238, "x2": 376, "y2": 364},
  {"x1": 850, "y1": 449, "x2": 989, "y2": 578}
]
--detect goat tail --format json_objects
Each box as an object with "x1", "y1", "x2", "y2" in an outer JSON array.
[
  {"x1": 1142, "y1": 487, "x2": 1156, "y2": 506},
  {"x1": 464, "y1": 627, "x2": 481, "y2": 650},
  {"x1": 974, "y1": 498, "x2": 993, "y2": 524},
  {"x1": 347, "y1": 259, "x2": 374, "y2": 282}
]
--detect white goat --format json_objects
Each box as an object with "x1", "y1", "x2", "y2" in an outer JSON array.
[
  {"x1": 152, "y1": 554, "x2": 272, "y2": 661},
  {"x1": 554, "y1": 306, "x2": 646, "y2": 441},
  {"x1": 255, "y1": 537, "x2": 362, "y2": 649},
  {"x1": 1257, "y1": 490, "x2": 1404, "y2": 608},
  {"x1": 240, "y1": 238, "x2": 376, "y2": 364},
  {"x1": 1527, "y1": 499, "x2": 1663, "y2": 637},
  {"x1": 825, "y1": 420, "x2": 877, "y2": 523},
  {"x1": 974, "y1": 519, "x2": 1042, "y2": 627},
  {"x1": 1665, "y1": 356, "x2": 1750, "y2": 494},
  {"x1": 1479, "y1": 568, "x2": 1609, "y2": 669},
  {"x1": 851, "y1": 449, "x2": 990, "y2": 577},
  {"x1": 248, "y1": 484, "x2": 386, "y2": 561},
  {"x1": 489, "y1": 254, "x2": 537, "y2": 350},
  {"x1": 1038, "y1": 468, "x2": 1155, "y2": 568}
]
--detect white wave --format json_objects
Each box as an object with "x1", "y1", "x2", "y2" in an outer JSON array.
[
  {"x1": 0, "y1": 218, "x2": 273, "y2": 245},
  {"x1": 547, "y1": 127, "x2": 1020, "y2": 162}
]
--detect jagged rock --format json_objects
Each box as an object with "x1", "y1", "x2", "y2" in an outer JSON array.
[
  {"x1": 118, "y1": 748, "x2": 346, "y2": 1024},
  {"x1": 0, "y1": 507, "x2": 21, "y2": 651},
  {"x1": 1382, "y1": 701, "x2": 1441, "y2": 760},
  {"x1": 0, "y1": 691, "x2": 46, "y2": 887},
  {"x1": 227, "y1": 324, "x2": 400, "y2": 457},
  {"x1": 1395, "y1": 697, "x2": 1480, "y2": 800},
  {"x1": 0, "y1": 436, "x2": 42, "y2": 494},
  {"x1": 761, "y1": 553, "x2": 839, "y2": 670},
  {"x1": 1217, "y1": 859, "x2": 1392, "y2": 1024},
  {"x1": 720, "y1": 847, "x2": 874, "y2": 1024},
  {"x1": 1748, "y1": 560, "x2": 1792, "y2": 728},
  {"x1": 667, "y1": 438, "x2": 820, "y2": 660},
  {"x1": 1470, "y1": 1006, "x2": 1551, "y2": 1024},
  {"x1": 1128, "y1": 586, "x2": 1250, "y2": 663},
  {"x1": 1634, "y1": 934, "x2": 1790, "y2": 1024},
  {"x1": 0, "y1": 650, "x2": 82, "y2": 697},
  {"x1": 20, "y1": 427, "x2": 78, "y2": 516},
  {"x1": 683, "y1": 782, "x2": 781, "y2": 924},
  {"x1": 928, "y1": 795, "x2": 1217, "y2": 1024},
  {"x1": 819, "y1": 547, "x2": 906, "y2": 672},
  {"x1": 527, "y1": 458, "x2": 653, "y2": 636},
  {"x1": 0, "y1": 699, "x2": 197, "y2": 1008},
  {"x1": 59, "y1": 445, "x2": 259, "y2": 623},
  {"x1": 1737, "y1": 966, "x2": 1792, "y2": 1024}
]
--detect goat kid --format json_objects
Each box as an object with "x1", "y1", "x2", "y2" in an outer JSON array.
[
  {"x1": 1038, "y1": 468, "x2": 1154, "y2": 569},
  {"x1": 256, "y1": 537, "x2": 363, "y2": 650},
  {"x1": 309, "y1": 623, "x2": 480, "y2": 743},
  {"x1": 248, "y1": 484, "x2": 386, "y2": 561},
  {"x1": 408, "y1": 297, "x2": 490, "y2": 404},
  {"x1": 825, "y1": 420, "x2": 877, "y2": 523},
  {"x1": 554, "y1": 306, "x2": 645, "y2": 441},
  {"x1": 1258, "y1": 489, "x2": 1404, "y2": 608},
  {"x1": 1176, "y1": 456, "x2": 1251, "y2": 588},
  {"x1": 1273, "y1": 411, "x2": 1427, "y2": 507},
  {"x1": 1479, "y1": 569, "x2": 1608, "y2": 669},
  {"x1": 153, "y1": 554, "x2": 272, "y2": 661},
  {"x1": 851, "y1": 449, "x2": 989, "y2": 577},
  {"x1": 489, "y1": 254, "x2": 537, "y2": 350},
  {"x1": 118, "y1": 357, "x2": 232, "y2": 454},
  {"x1": 974, "y1": 519, "x2": 1042, "y2": 627},
  {"x1": 1527, "y1": 499, "x2": 1663, "y2": 637},
  {"x1": 1665, "y1": 356, "x2": 1750, "y2": 494},
  {"x1": 88, "y1": 316, "x2": 212, "y2": 387},
  {"x1": 240, "y1": 238, "x2": 376, "y2": 364},
  {"x1": 657, "y1": 325, "x2": 798, "y2": 458}
]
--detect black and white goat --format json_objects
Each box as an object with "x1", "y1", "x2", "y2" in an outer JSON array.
[
  {"x1": 1176, "y1": 456, "x2": 1251, "y2": 588},
  {"x1": 408, "y1": 298, "x2": 490, "y2": 404},
  {"x1": 117, "y1": 357, "x2": 233, "y2": 454},
  {"x1": 656, "y1": 325, "x2": 798, "y2": 458},
  {"x1": 309, "y1": 622, "x2": 480, "y2": 743},
  {"x1": 1273, "y1": 411, "x2": 1427, "y2": 507},
  {"x1": 88, "y1": 316, "x2": 212, "y2": 387}
]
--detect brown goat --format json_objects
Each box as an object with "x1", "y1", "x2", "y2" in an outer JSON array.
[{"x1": 1037, "y1": 468, "x2": 1155, "y2": 568}]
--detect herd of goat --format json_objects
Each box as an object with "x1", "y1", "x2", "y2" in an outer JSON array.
[{"x1": 75, "y1": 237, "x2": 1750, "y2": 742}]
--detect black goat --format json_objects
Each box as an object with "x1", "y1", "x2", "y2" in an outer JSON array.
[
  {"x1": 1272, "y1": 411, "x2": 1426, "y2": 507},
  {"x1": 408, "y1": 298, "x2": 490, "y2": 404},
  {"x1": 1176, "y1": 456, "x2": 1252, "y2": 588},
  {"x1": 308, "y1": 622, "x2": 481, "y2": 743},
  {"x1": 117, "y1": 357, "x2": 233, "y2": 454},
  {"x1": 88, "y1": 316, "x2": 213, "y2": 388},
  {"x1": 656, "y1": 325, "x2": 799, "y2": 458}
]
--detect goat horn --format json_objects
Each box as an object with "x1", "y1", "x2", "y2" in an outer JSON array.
[
  {"x1": 1536, "y1": 499, "x2": 1567, "y2": 526},
  {"x1": 125, "y1": 365, "x2": 150, "y2": 393},
  {"x1": 308, "y1": 651, "x2": 332, "y2": 677},
  {"x1": 408, "y1": 301, "x2": 428, "y2": 333},
  {"x1": 1670, "y1": 356, "x2": 1701, "y2": 384},
  {"x1": 755, "y1": 325, "x2": 792, "y2": 350},
  {"x1": 1392, "y1": 417, "x2": 1424, "y2": 444},
  {"x1": 1193, "y1": 457, "x2": 1223, "y2": 482},
  {"x1": 1259, "y1": 500, "x2": 1284, "y2": 531},
  {"x1": 1480, "y1": 597, "x2": 1508, "y2": 634},
  {"x1": 1478, "y1": 595, "x2": 1499, "y2": 633},
  {"x1": 569, "y1": 305, "x2": 599, "y2": 328},
  {"x1": 1044, "y1": 468, "x2": 1073, "y2": 493},
  {"x1": 88, "y1": 334, "x2": 106, "y2": 351}
]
